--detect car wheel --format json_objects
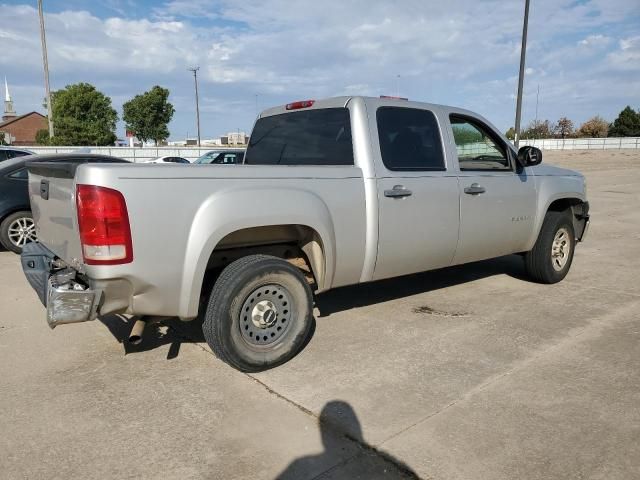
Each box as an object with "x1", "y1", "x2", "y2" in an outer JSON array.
[
  {"x1": 0, "y1": 211, "x2": 37, "y2": 254},
  {"x1": 524, "y1": 210, "x2": 575, "y2": 284},
  {"x1": 202, "y1": 254, "x2": 314, "y2": 372}
]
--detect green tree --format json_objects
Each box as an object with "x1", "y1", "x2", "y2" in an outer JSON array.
[
  {"x1": 49, "y1": 83, "x2": 118, "y2": 146},
  {"x1": 505, "y1": 127, "x2": 516, "y2": 140},
  {"x1": 122, "y1": 86, "x2": 175, "y2": 145},
  {"x1": 577, "y1": 116, "x2": 609, "y2": 138},
  {"x1": 608, "y1": 106, "x2": 640, "y2": 137},
  {"x1": 451, "y1": 125, "x2": 483, "y2": 145},
  {"x1": 35, "y1": 129, "x2": 50, "y2": 145}
]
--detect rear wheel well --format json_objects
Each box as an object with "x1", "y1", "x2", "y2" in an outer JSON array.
[
  {"x1": 200, "y1": 225, "x2": 325, "y2": 303},
  {"x1": 0, "y1": 207, "x2": 31, "y2": 224}
]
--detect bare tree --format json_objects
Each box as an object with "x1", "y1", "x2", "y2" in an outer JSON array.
[{"x1": 554, "y1": 117, "x2": 574, "y2": 139}]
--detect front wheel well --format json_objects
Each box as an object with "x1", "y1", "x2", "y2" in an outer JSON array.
[
  {"x1": 547, "y1": 198, "x2": 583, "y2": 213},
  {"x1": 546, "y1": 198, "x2": 589, "y2": 241}
]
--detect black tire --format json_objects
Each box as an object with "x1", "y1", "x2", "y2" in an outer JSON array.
[
  {"x1": 0, "y1": 210, "x2": 36, "y2": 254},
  {"x1": 524, "y1": 210, "x2": 575, "y2": 284},
  {"x1": 203, "y1": 254, "x2": 314, "y2": 372}
]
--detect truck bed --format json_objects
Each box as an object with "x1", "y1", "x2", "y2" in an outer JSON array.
[{"x1": 28, "y1": 161, "x2": 367, "y2": 319}]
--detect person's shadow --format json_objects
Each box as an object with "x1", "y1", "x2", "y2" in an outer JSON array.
[{"x1": 276, "y1": 401, "x2": 419, "y2": 479}]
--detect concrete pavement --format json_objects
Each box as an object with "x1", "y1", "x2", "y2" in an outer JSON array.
[{"x1": 1, "y1": 150, "x2": 639, "y2": 479}]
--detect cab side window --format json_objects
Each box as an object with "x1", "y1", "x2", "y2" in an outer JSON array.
[
  {"x1": 450, "y1": 116, "x2": 510, "y2": 171},
  {"x1": 377, "y1": 107, "x2": 445, "y2": 171}
]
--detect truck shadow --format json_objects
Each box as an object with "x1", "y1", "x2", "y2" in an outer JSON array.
[
  {"x1": 99, "y1": 254, "x2": 526, "y2": 359},
  {"x1": 315, "y1": 254, "x2": 527, "y2": 317},
  {"x1": 99, "y1": 314, "x2": 206, "y2": 359}
]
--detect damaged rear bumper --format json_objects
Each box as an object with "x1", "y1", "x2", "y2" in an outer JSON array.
[{"x1": 21, "y1": 242, "x2": 100, "y2": 328}]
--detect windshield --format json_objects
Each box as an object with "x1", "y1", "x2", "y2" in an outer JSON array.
[{"x1": 194, "y1": 152, "x2": 222, "y2": 164}]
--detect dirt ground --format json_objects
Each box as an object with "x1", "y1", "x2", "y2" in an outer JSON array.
[{"x1": 1, "y1": 150, "x2": 639, "y2": 479}]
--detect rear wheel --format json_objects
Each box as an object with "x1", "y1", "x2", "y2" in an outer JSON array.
[
  {"x1": 0, "y1": 211, "x2": 37, "y2": 254},
  {"x1": 524, "y1": 210, "x2": 575, "y2": 284},
  {"x1": 202, "y1": 254, "x2": 314, "y2": 372}
]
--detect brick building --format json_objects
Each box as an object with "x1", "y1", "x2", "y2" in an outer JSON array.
[
  {"x1": 0, "y1": 112, "x2": 48, "y2": 146},
  {"x1": 1, "y1": 78, "x2": 47, "y2": 146}
]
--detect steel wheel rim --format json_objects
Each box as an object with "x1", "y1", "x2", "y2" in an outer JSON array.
[
  {"x1": 239, "y1": 283, "x2": 293, "y2": 346},
  {"x1": 7, "y1": 216, "x2": 37, "y2": 248},
  {"x1": 551, "y1": 227, "x2": 571, "y2": 272}
]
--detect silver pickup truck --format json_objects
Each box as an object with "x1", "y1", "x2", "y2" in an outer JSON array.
[{"x1": 21, "y1": 96, "x2": 589, "y2": 372}]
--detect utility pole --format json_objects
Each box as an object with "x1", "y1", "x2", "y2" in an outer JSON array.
[
  {"x1": 534, "y1": 84, "x2": 540, "y2": 126},
  {"x1": 188, "y1": 67, "x2": 201, "y2": 147},
  {"x1": 514, "y1": 0, "x2": 531, "y2": 149},
  {"x1": 534, "y1": 84, "x2": 540, "y2": 140},
  {"x1": 396, "y1": 74, "x2": 401, "y2": 98},
  {"x1": 38, "y1": 0, "x2": 54, "y2": 137}
]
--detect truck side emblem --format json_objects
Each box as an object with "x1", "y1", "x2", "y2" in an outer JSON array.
[{"x1": 511, "y1": 215, "x2": 531, "y2": 222}]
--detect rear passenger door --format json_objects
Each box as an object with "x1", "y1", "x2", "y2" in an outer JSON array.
[
  {"x1": 449, "y1": 115, "x2": 537, "y2": 264},
  {"x1": 373, "y1": 106, "x2": 460, "y2": 281}
]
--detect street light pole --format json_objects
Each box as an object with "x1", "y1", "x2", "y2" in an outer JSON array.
[
  {"x1": 38, "y1": 0, "x2": 54, "y2": 138},
  {"x1": 188, "y1": 67, "x2": 201, "y2": 147},
  {"x1": 514, "y1": 0, "x2": 531, "y2": 149}
]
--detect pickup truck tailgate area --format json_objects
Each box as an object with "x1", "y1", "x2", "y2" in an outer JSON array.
[{"x1": 26, "y1": 156, "x2": 129, "y2": 265}]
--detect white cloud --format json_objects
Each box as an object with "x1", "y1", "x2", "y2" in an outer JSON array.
[
  {"x1": 579, "y1": 34, "x2": 612, "y2": 47},
  {"x1": 0, "y1": 0, "x2": 638, "y2": 138},
  {"x1": 607, "y1": 36, "x2": 640, "y2": 71}
]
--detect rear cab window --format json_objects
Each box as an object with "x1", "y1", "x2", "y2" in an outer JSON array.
[
  {"x1": 376, "y1": 107, "x2": 445, "y2": 171},
  {"x1": 245, "y1": 108, "x2": 354, "y2": 165}
]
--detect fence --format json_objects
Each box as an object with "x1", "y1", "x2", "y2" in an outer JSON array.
[
  {"x1": 19, "y1": 137, "x2": 640, "y2": 160},
  {"x1": 517, "y1": 137, "x2": 640, "y2": 150},
  {"x1": 23, "y1": 146, "x2": 246, "y2": 163}
]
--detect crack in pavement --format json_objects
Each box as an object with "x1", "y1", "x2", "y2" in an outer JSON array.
[
  {"x1": 166, "y1": 322, "x2": 421, "y2": 479},
  {"x1": 376, "y1": 299, "x2": 639, "y2": 449},
  {"x1": 165, "y1": 294, "x2": 637, "y2": 479}
]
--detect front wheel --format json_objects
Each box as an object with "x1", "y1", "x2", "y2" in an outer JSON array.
[
  {"x1": 0, "y1": 211, "x2": 37, "y2": 254},
  {"x1": 202, "y1": 254, "x2": 314, "y2": 372},
  {"x1": 524, "y1": 210, "x2": 575, "y2": 284}
]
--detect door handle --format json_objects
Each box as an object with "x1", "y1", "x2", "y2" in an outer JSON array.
[
  {"x1": 384, "y1": 185, "x2": 413, "y2": 198},
  {"x1": 464, "y1": 183, "x2": 486, "y2": 195}
]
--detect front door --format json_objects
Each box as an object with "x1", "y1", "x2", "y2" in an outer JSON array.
[
  {"x1": 449, "y1": 115, "x2": 537, "y2": 265},
  {"x1": 373, "y1": 106, "x2": 460, "y2": 281}
]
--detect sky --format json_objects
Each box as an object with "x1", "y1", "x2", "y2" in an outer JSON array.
[{"x1": 0, "y1": 0, "x2": 639, "y2": 140}]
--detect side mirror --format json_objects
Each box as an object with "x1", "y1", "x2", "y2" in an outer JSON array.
[{"x1": 517, "y1": 146, "x2": 542, "y2": 168}]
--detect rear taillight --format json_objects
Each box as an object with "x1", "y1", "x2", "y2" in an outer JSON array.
[{"x1": 76, "y1": 184, "x2": 133, "y2": 265}]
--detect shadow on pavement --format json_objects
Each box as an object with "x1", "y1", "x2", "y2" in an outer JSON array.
[
  {"x1": 315, "y1": 254, "x2": 527, "y2": 317},
  {"x1": 276, "y1": 400, "x2": 419, "y2": 479},
  {"x1": 99, "y1": 255, "x2": 527, "y2": 360},
  {"x1": 99, "y1": 314, "x2": 205, "y2": 359}
]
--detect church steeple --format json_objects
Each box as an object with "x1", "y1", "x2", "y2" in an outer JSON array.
[{"x1": 3, "y1": 77, "x2": 17, "y2": 122}]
